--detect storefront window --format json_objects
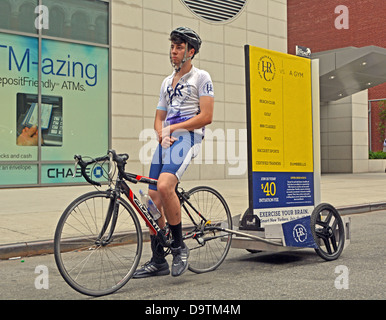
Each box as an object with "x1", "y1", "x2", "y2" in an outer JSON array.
[
  {"x1": 0, "y1": 2, "x2": 12, "y2": 30},
  {"x1": 0, "y1": 0, "x2": 39, "y2": 35},
  {"x1": 43, "y1": 0, "x2": 109, "y2": 45},
  {"x1": 0, "y1": 33, "x2": 39, "y2": 185},
  {"x1": 40, "y1": 38, "x2": 109, "y2": 183},
  {"x1": 0, "y1": 0, "x2": 110, "y2": 187}
]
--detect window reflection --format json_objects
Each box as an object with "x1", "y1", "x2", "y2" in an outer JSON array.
[
  {"x1": 0, "y1": 0, "x2": 38, "y2": 34},
  {"x1": 43, "y1": 0, "x2": 109, "y2": 45},
  {"x1": 0, "y1": 2, "x2": 12, "y2": 30},
  {"x1": 47, "y1": 6, "x2": 65, "y2": 37},
  {"x1": 0, "y1": 0, "x2": 109, "y2": 45}
]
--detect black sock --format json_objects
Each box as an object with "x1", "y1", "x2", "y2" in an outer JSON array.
[
  {"x1": 169, "y1": 222, "x2": 183, "y2": 248},
  {"x1": 150, "y1": 235, "x2": 166, "y2": 264}
]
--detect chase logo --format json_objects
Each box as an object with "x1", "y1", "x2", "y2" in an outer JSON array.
[
  {"x1": 258, "y1": 55, "x2": 276, "y2": 82},
  {"x1": 93, "y1": 166, "x2": 104, "y2": 179},
  {"x1": 292, "y1": 224, "x2": 308, "y2": 243}
]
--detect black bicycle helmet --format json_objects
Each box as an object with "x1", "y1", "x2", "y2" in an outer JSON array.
[{"x1": 170, "y1": 27, "x2": 202, "y2": 56}]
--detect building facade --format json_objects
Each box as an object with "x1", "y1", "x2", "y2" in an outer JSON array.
[
  {"x1": 111, "y1": 0, "x2": 288, "y2": 182},
  {"x1": 1, "y1": 0, "x2": 384, "y2": 188},
  {"x1": 0, "y1": 0, "x2": 289, "y2": 188}
]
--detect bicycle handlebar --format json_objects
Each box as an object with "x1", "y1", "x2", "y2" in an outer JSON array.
[{"x1": 74, "y1": 149, "x2": 135, "y2": 186}]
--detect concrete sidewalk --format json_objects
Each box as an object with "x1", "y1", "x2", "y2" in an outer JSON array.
[{"x1": 1, "y1": 173, "x2": 386, "y2": 259}]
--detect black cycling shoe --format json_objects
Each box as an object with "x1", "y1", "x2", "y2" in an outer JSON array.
[
  {"x1": 133, "y1": 259, "x2": 170, "y2": 279},
  {"x1": 171, "y1": 243, "x2": 189, "y2": 277}
]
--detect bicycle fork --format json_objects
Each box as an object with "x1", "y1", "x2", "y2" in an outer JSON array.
[{"x1": 95, "y1": 191, "x2": 120, "y2": 246}]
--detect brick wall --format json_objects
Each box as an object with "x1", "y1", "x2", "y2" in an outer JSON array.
[
  {"x1": 288, "y1": 0, "x2": 385, "y2": 54},
  {"x1": 288, "y1": 0, "x2": 386, "y2": 151}
]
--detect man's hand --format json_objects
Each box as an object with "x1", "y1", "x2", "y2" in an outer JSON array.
[{"x1": 160, "y1": 125, "x2": 177, "y2": 148}]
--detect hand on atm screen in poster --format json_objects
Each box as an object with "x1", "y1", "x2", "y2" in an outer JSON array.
[{"x1": 17, "y1": 126, "x2": 43, "y2": 146}]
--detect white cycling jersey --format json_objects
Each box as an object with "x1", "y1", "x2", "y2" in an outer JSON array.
[{"x1": 157, "y1": 66, "x2": 214, "y2": 138}]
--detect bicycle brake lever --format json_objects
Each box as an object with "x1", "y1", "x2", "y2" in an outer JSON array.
[
  {"x1": 108, "y1": 152, "x2": 113, "y2": 175},
  {"x1": 73, "y1": 159, "x2": 79, "y2": 178}
]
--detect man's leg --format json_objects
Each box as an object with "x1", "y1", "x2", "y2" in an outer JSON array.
[
  {"x1": 157, "y1": 173, "x2": 180, "y2": 234},
  {"x1": 133, "y1": 146, "x2": 170, "y2": 279},
  {"x1": 157, "y1": 172, "x2": 189, "y2": 277},
  {"x1": 132, "y1": 190, "x2": 169, "y2": 278},
  {"x1": 148, "y1": 189, "x2": 166, "y2": 231}
]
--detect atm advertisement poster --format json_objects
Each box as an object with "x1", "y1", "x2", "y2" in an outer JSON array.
[
  {"x1": 0, "y1": 32, "x2": 109, "y2": 185},
  {"x1": 246, "y1": 46, "x2": 314, "y2": 226}
]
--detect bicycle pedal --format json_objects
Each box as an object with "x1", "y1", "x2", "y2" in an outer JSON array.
[{"x1": 197, "y1": 237, "x2": 205, "y2": 245}]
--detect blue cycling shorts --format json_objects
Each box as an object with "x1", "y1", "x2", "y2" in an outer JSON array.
[{"x1": 148, "y1": 131, "x2": 202, "y2": 190}]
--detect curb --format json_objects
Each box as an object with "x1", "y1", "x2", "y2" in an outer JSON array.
[
  {"x1": 1, "y1": 202, "x2": 386, "y2": 260},
  {"x1": 336, "y1": 202, "x2": 386, "y2": 215},
  {"x1": 0, "y1": 240, "x2": 54, "y2": 260}
]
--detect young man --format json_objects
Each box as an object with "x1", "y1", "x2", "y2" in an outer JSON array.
[{"x1": 133, "y1": 27, "x2": 214, "y2": 278}]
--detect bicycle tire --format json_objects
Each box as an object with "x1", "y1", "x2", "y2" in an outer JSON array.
[
  {"x1": 54, "y1": 191, "x2": 143, "y2": 296},
  {"x1": 311, "y1": 203, "x2": 345, "y2": 261},
  {"x1": 182, "y1": 186, "x2": 232, "y2": 274}
]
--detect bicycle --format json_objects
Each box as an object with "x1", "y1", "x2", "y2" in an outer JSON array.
[{"x1": 54, "y1": 149, "x2": 232, "y2": 297}]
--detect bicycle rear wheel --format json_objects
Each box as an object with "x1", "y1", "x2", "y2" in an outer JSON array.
[
  {"x1": 54, "y1": 191, "x2": 142, "y2": 296},
  {"x1": 182, "y1": 186, "x2": 232, "y2": 273}
]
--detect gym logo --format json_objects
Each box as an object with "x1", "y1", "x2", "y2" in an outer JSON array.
[
  {"x1": 204, "y1": 81, "x2": 214, "y2": 96},
  {"x1": 258, "y1": 55, "x2": 276, "y2": 82},
  {"x1": 292, "y1": 223, "x2": 307, "y2": 243}
]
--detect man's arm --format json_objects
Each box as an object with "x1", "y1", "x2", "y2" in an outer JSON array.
[
  {"x1": 163, "y1": 96, "x2": 214, "y2": 137},
  {"x1": 154, "y1": 109, "x2": 167, "y2": 143}
]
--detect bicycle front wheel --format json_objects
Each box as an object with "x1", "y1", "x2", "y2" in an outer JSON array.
[
  {"x1": 54, "y1": 191, "x2": 142, "y2": 297},
  {"x1": 182, "y1": 186, "x2": 232, "y2": 274}
]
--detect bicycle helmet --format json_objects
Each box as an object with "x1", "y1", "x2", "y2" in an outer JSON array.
[
  {"x1": 170, "y1": 27, "x2": 202, "y2": 56},
  {"x1": 169, "y1": 27, "x2": 202, "y2": 72}
]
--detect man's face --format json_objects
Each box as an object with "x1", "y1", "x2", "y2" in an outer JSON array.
[{"x1": 170, "y1": 41, "x2": 193, "y2": 64}]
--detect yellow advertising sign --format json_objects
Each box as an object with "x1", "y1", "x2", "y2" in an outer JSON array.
[{"x1": 248, "y1": 46, "x2": 313, "y2": 173}]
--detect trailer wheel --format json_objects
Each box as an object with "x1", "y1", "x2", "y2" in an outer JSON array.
[{"x1": 311, "y1": 203, "x2": 345, "y2": 261}]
